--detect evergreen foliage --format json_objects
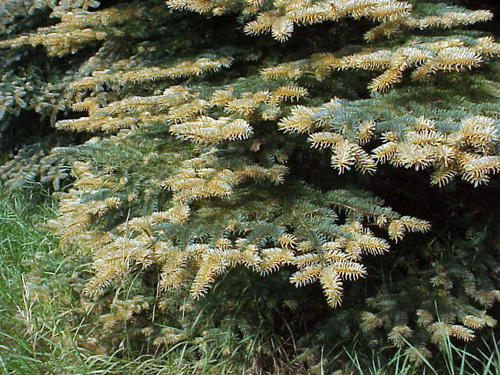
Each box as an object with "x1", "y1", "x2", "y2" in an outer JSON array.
[{"x1": 1, "y1": 0, "x2": 499, "y2": 364}]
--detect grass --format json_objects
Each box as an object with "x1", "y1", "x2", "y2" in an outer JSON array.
[
  {"x1": 1, "y1": 187, "x2": 500, "y2": 375},
  {"x1": 0, "y1": 189, "x2": 92, "y2": 374},
  {"x1": 0, "y1": 189, "x2": 175, "y2": 375},
  {"x1": 340, "y1": 331, "x2": 500, "y2": 375}
]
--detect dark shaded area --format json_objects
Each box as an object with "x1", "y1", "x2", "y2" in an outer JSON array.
[
  {"x1": 0, "y1": 8, "x2": 57, "y2": 37},
  {"x1": 1, "y1": 111, "x2": 54, "y2": 155},
  {"x1": 0, "y1": 108, "x2": 89, "y2": 157}
]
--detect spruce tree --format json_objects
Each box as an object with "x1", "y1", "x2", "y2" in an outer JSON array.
[{"x1": 1, "y1": 0, "x2": 499, "y2": 365}]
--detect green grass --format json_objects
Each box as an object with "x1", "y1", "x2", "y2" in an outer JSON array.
[
  {"x1": 339, "y1": 331, "x2": 500, "y2": 375},
  {"x1": 1, "y1": 187, "x2": 500, "y2": 375},
  {"x1": 0, "y1": 189, "x2": 90, "y2": 374},
  {"x1": 0, "y1": 189, "x2": 173, "y2": 375}
]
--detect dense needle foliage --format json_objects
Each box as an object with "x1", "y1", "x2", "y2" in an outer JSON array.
[{"x1": 1, "y1": 0, "x2": 499, "y2": 372}]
